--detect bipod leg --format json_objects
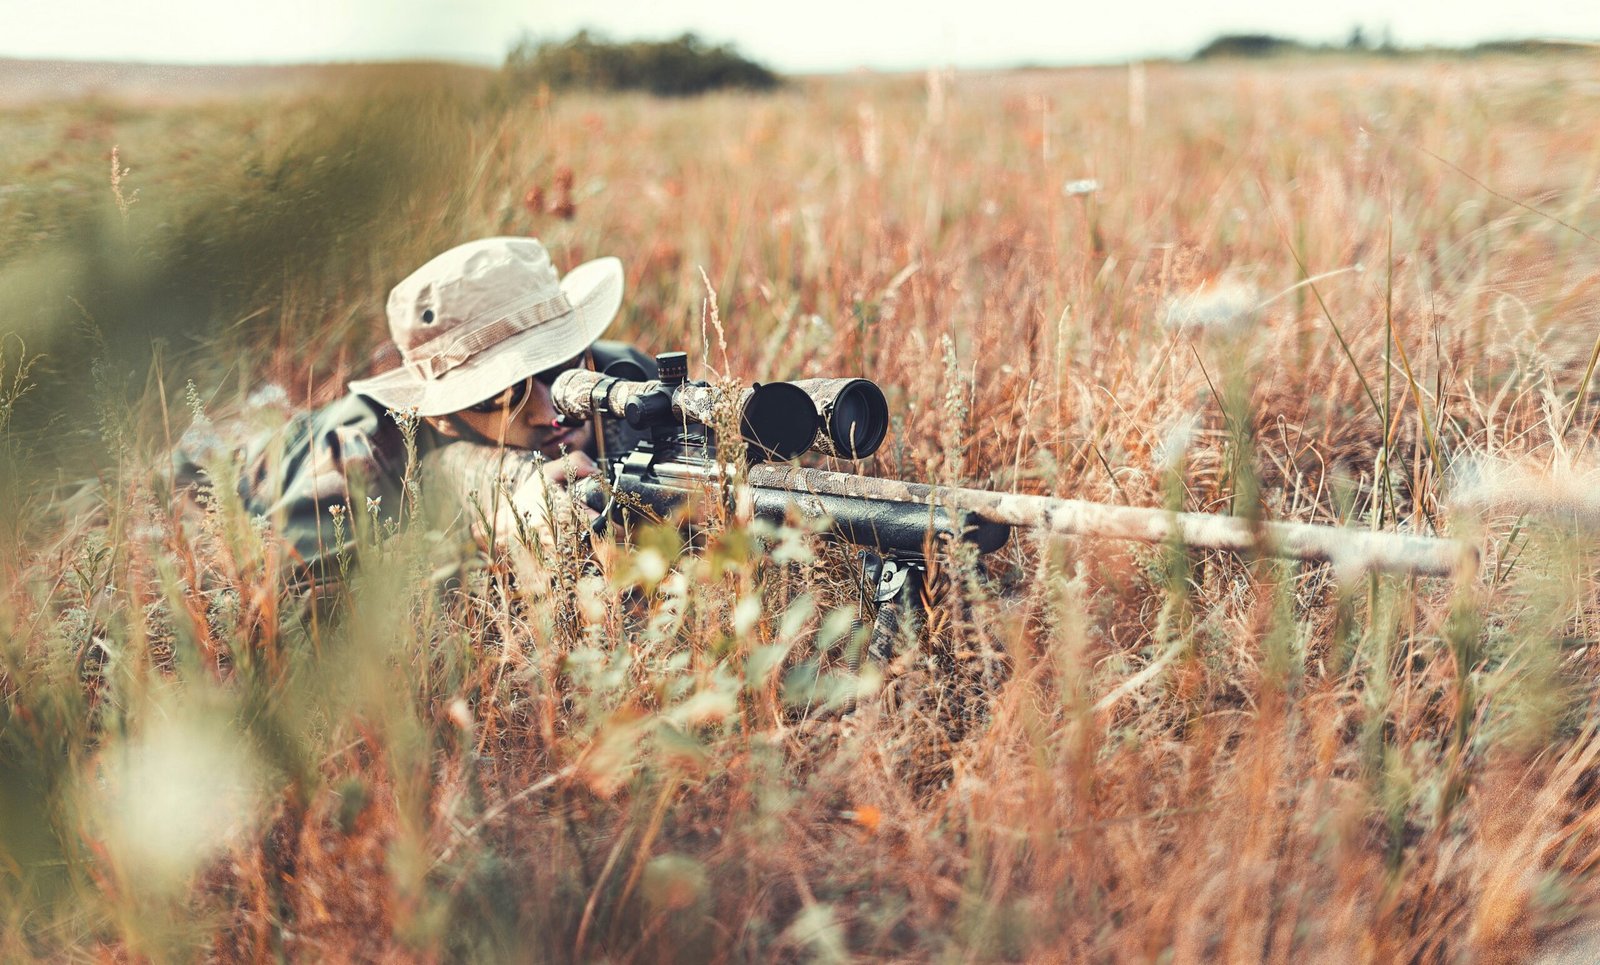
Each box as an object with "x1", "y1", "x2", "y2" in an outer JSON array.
[
  {"x1": 839, "y1": 551, "x2": 928, "y2": 715},
  {"x1": 856, "y1": 551, "x2": 928, "y2": 666}
]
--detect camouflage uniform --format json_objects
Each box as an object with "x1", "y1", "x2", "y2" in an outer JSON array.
[{"x1": 178, "y1": 340, "x2": 653, "y2": 580}]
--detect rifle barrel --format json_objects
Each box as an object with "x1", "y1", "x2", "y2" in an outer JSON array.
[{"x1": 744, "y1": 465, "x2": 1475, "y2": 578}]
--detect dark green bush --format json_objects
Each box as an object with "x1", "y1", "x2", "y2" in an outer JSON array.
[
  {"x1": 504, "y1": 31, "x2": 780, "y2": 97},
  {"x1": 1193, "y1": 34, "x2": 1309, "y2": 59}
]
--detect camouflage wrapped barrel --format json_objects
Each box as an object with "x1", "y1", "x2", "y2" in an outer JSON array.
[{"x1": 745, "y1": 464, "x2": 1476, "y2": 578}]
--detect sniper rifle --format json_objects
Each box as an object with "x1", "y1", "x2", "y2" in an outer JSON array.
[{"x1": 552, "y1": 351, "x2": 1474, "y2": 654}]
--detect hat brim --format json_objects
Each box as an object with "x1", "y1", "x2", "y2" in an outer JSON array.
[{"x1": 349, "y1": 256, "x2": 624, "y2": 417}]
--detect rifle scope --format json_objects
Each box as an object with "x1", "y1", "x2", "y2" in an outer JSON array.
[{"x1": 550, "y1": 353, "x2": 890, "y2": 462}]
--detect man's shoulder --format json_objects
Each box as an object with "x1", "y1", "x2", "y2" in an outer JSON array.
[
  {"x1": 236, "y1": 391, "x2": 407, "y2": 490},
  {"x1": 308, "y1": 391, "x2": 392, "y2": 431},
  {"x1": 243, "y1": 391, "x2": 389, "y2": 458}
]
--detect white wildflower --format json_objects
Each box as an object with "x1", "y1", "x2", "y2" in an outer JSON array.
[
  {"x1": 177, "y1": 417, "x2": 225, "y2": 462},
  {"x1": 1154, "y1": 413, "x2": 1199, "y2": 472},
  {"x1": 245, "y1": 382, "x2": 290, "y2": 409},
  {"x1": 1450, "y1": 454, "x2": 1600, "y2": 526},
  {"x1": 92, "y1": 712, "x2": 263, "y2": 893},
  {"x1": 1163, "y1": 281, "x2": 1260, "y2": 337}
]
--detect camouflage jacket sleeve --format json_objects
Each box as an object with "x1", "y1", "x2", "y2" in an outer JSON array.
[{"x1": 175, "y1": 392, "x2": 412, "y2": 574}]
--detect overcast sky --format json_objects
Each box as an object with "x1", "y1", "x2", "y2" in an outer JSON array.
[{"x1": 3, "y1": 0, "x2": 1598, "y2": 71}]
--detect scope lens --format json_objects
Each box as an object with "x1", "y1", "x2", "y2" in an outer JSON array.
[
  {"x1": 825, "y1": 380, "x2": 888, "y2": 459},
  {"x1": 741, "y1": 383, "x2": 821, "y2": 462},
  {"x1": 833, "y1": 391, "x2": 872, "y2": 452}
]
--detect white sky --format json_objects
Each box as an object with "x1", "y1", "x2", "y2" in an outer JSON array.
[{"x1": 2, "y1": 0, "x2": 1598, "y2": 71}]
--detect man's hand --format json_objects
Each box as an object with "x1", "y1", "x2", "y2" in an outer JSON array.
[
  {"x1": 424, "y1": 442, "x2": 605, "y2": 582},
  {"x1": 541, "y1": 450, "x2": 599, "y2": 487},
  {"x1": 506, "y1": 450, "x2": 602, "y2": 563}
]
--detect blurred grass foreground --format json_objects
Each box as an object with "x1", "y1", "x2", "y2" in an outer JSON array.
[{"x1": 6, "y1": 50, "x2": 1600, "y2": 961}]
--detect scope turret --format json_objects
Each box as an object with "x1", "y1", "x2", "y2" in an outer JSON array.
[{"x1": 655, "y1": 351, "x2": 689, "y2": 386}]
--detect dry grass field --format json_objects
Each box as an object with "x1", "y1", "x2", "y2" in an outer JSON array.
[{"x1": 5, "y1": 53, "x2": 1600, "y2": 961}]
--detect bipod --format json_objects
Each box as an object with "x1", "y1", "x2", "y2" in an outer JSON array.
[
  {"x1": 856, "y1": 549, "x2": 933, "y2": 666},
  {"x1": 834, "y1": 550, "x2": 929, "y2": 716}
]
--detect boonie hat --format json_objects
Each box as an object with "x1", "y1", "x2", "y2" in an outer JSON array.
[{"x1": 348, "y1": 237, "x2": 623, "y2": 417}]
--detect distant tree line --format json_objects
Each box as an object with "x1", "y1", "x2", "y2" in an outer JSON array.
[
  {"x1": 503, "y1": 31, "x2": 780, "y2": 96},
  {"x1": 1194, "y1": 30, "x2": 1592, "y2": 60}
]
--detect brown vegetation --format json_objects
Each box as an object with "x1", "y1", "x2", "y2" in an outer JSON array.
[{"x1": 4, "y1": 54, "x2": 1600, "y2": 961}]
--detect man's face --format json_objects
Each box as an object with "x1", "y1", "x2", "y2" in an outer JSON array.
[{"x1": 442, "y1": 357, "x2": 593, "y2": 459}]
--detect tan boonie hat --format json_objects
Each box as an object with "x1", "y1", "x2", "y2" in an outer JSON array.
[{"x1": 348, "y1": 237, "x2": 623, "y2": 417}]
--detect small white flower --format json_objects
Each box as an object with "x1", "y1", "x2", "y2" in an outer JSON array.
[
  {"x1": 178, "y1": 419, "x2": 224, "y2": 460},
  {"x1": 1154, "y1": 413, "x2": 1199, "y2": 472},
  {"x1": 1164, "y1": 281, "x2": 1260, "y2": 336},
  {"x1": 245, "y1": 383, "x2": 289, "y2": 409}
]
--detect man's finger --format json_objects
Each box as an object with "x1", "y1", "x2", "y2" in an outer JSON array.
[{"x1": 544, "y1": 451, "x2": 599, "y2": 484}]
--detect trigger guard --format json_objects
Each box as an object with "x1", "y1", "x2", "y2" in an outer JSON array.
[{"x1": 572, "y1": 476, "x2": 612, "y2": 535}]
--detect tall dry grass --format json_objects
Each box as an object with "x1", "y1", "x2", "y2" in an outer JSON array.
[{"x1": 4, "y1": 54, "x2": 1600, "y2": 961}]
